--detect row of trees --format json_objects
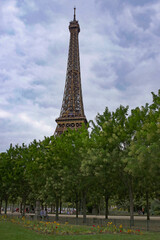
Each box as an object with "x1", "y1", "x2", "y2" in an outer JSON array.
[{"x1": 0, "y1": 90, "x2": 160, "y2": 223}]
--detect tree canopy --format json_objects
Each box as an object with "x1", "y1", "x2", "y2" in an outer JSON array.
[{"x1": 0, "y1": 90, "x2": 159, "y2": 221}]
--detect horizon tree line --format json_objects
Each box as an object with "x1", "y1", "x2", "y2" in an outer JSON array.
[{"x1": 0, "y1": 90, "x2": 159, "y2": 223}]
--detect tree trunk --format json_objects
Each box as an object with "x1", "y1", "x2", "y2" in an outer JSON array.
[
  {"x1": 129, "y1": 180, "x2": 134, "y2": 226},
  {"x1": 55, "y1": 197, "x2": 59, "y2": 221},
  {"x1": 59, "y1": 200, "x2": 62, "y2": 214},
  {"x1": 82, "y1": 191, "x2": 86, "y2": 223},
  {"x1": 98, "y1": 199, "x2": 101, "y2": 215},
  {"x1": 51, "y1": 204, "x2": 55, "y2": 214},
  {"x1": 0, "y1": 199, "x2": 2, "y2": 214},
  {"x1": 51, "y1": 205, "x2": 53, "y2": 214},
  {"x1": 22, "y1": 199, "x2": 26, "y2": 216},
  {"x1": 79, "y1": 197, "x2": 82, "y2": 215},
  {"x1": 35, "y1": 200, "x2": 40, "y2": 218},
  {"x1": 19, "y1": 202, "x2": 22, "y2": 214},
  {"x1": 11, "y1": 203, "x2": 14, "y2": 213},
  {"x1": 4, "y1": 199, "x2": 8, "y2": 214},
  {"x1": 76, "y1": 193, "x2": 79, "y2": 219},
  {"x1": 105, "y1": 195, "x2": 109, "y2": 219},
  {"x1": 146, "y1": 191, "x2": 150, "y2": 220}
]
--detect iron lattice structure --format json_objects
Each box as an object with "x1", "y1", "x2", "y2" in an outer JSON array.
[{"x1": 55, "y1": 9, "x2": 87, "y2": 135}]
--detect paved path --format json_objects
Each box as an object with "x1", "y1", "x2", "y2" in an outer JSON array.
[
  {"x1": 6, "y1": 212, "x2": 160, "y2": 220},
  {"x1": 48, "y1": 214, "x2": 160, "y2": 220}
]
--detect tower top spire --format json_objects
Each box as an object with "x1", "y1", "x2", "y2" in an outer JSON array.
[{"x1": 74, "y1": 7, "x2": 76, "y2": 21}]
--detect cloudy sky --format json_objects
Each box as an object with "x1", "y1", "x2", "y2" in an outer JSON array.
[{"x1": 0, "y1": 0, "x2": 160, "y2": 152}]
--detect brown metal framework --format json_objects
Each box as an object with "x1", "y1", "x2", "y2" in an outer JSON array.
[{"x1": 55, "y1": 9, "x2": 87, "y2": 135}]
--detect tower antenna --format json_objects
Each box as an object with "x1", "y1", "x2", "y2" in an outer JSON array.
[{"x1": 74, "y1": 7, "x2": 76, "y2": 21}]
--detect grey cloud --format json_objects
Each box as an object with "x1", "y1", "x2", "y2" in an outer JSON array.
[
  {"x1": 16, "y1": 0, "x2": 67, "y2": 25},
  {"x1": 95, "y1": 0, "x2": 158, "y2": 10},
  {"x1": 0, "y1": 0, "x2": 160, "y2": 152},
  {"x1": 134, "y1": 11, "x2": 153, "y2": 30},
  {"x1": 128, "y1": 0, "x2": 158, "y2": 6}
]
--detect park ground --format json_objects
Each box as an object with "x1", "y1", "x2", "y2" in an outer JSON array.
[{"x1": 1, "y1": 218, "x2": 160, "y2": 240}]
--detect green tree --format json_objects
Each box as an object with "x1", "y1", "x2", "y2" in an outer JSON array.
[
  {"x1": 125, "y1": 90, "x2": 160, "y2": 220},
  {"x1": 27, "y1": 138, "x2": 51, "y2": 213},
  {"x1": 88, "y1": 106, "x2": 129, "y2": 219},
  {"x1": 0, "y1": 145, "x2": 17, "y2": 214}
]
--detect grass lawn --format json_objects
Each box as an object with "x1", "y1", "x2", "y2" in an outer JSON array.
[{"x1": 0, "y1": 221, "x2": 160, "y2": 240}]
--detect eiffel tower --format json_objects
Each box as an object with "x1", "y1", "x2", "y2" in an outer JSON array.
[{"x1": 55, "y1": 8, "x2": 87, "y2": 135}]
